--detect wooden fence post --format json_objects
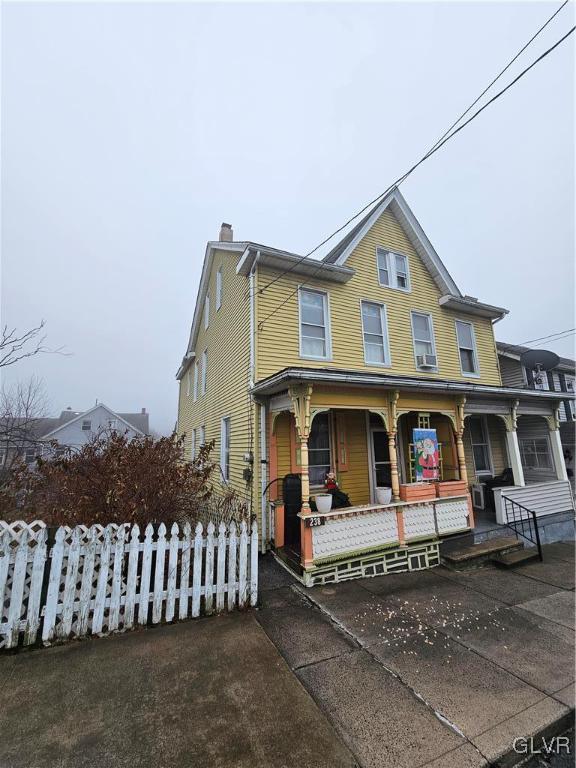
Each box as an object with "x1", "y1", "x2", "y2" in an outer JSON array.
[{"x1": 42, "y1": 527, "x2": 65, "y2": 644}]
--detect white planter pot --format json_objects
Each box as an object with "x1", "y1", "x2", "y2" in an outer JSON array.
[
  {"x1": 376, "y1": 487, "x2": 392, "y2": 506},
  {"x1": 315, "y1": 494, "x2": 333, "y2": 514}
]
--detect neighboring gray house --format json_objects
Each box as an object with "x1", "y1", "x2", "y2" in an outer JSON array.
[
  {"x1": 497, "y1": 342, "x2": 575, "y2": 486},
  {"x1": 0, "y1": 404, "x2": 149, "y2": 469}
]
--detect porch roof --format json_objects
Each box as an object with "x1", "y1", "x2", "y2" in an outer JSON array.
[{"x1": 251, "y1": 366, "x2": 573, "y2": 402}]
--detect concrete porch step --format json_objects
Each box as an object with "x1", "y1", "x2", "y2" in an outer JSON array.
[
  {"x1": 491, "y1": 548, "x2": 541, "y2": 568},
  {"x1": 441, "y1": 536, "x2": 522, "y2": 571}
]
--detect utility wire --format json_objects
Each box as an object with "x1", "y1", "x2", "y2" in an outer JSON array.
[
  {"x1": 530, "y1": 331, "x2": 576, "y2": 347},
  {"x1": 258, "y1": 23, "x2": 576, "y2": 330},
  {"x1": 518, "y1": 327, "x2": 576, "y2": 345},
  {"x1": 258, "y1": 0, "x2": 570, "y2": 298}
]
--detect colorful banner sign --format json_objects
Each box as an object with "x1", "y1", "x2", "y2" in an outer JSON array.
[{"x1": 413, "y1": 428, "x2": 439, "y2": 481}]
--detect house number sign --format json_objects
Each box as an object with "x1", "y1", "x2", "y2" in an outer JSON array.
[{"x1": 305, "y1": 515, "x2": 326, "y2": 528}]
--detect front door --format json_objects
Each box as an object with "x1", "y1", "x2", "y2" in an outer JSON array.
[{"x1": 370, "y1": 429, "x2": 392, "y2": 500}]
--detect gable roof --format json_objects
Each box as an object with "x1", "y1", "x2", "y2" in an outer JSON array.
[
  {"x1": 41, "y1": 403, "x2": 148, "y2": 439},
  {"x1": 322, "y1": 187, "x2": 461, "y2": 297},
  {"x1": 497, "y1": 342, "x2": 575, "y2": 372}
]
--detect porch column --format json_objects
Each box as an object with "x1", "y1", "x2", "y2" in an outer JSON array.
[
  {"x1": 455, "y1": 397, "x2": 468, "y2": 486},
  {"x1": 505, "y1": 430, "x2": 526, "y2": 486},
  {"x1": 289, "y1": 384, "x2": 314, "y2": 568},
  {"x1": 388, "y1": 431, "x2": 400, "y2": 501},
  {"x1": 547, "y1": 411, "x2": 568, "y2": 482},
  {"x1": 504, "y1": 401, "x2": 525, "y2": 486}
]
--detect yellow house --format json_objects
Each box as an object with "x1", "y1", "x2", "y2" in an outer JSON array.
[{"x1": 177, "y1": 191, "x2": 573, "y2": 585}]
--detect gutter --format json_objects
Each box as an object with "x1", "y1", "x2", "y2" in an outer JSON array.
[{"x1": 250, "y1": 367, "x2": 573, "y2": 401}]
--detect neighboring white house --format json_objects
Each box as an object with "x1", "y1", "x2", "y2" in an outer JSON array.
[{"x1": 40, "y1": 404, "x2": 149, "y2": 453}]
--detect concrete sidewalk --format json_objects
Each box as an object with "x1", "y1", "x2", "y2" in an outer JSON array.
[
  {"x1": 0, "y1": 612, "x2": 356, "y2": 768},
  {"x1": 257, "y1": 543, "x2": 575, "y2": 768}
]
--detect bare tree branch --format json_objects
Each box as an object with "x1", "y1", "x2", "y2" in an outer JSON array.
[{"x1": 0, "y1": 321, "x2": 67, "y2": 369}]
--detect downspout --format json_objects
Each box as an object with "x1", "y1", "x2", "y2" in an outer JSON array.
[{"x1": 260, "y1": 401, "x2": 268, "y2": 554}]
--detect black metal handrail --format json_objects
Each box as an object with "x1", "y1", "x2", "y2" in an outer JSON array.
[{"x1": 501, "y1": 495, "x2": 543, "y2": 561}]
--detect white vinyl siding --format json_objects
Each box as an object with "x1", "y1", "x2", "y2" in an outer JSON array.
[
  {"x1": 410, "y1": 311, "x2": 437, "y2": 370},
  {"x1": 456, "y1": 320, "x2": 479, "y2": 376},
  {"x1": 376, "y1": 248, "x2": 410, "y2": 292},
  {"x1": 361, "y1": 301, "x2": 391, "y2": 366},
  {"x1": 299, "y1": 288, "x2": 331, "y2": 360},
  {"x1": 204, "y1": 292, "x2": 210, "y2": 329},
  {"x1": 220, "y1": 417, "x2": 230, "y2": 482},
  {"x1": 201, "y1": 350, "x2": 207, "y2": 395}
]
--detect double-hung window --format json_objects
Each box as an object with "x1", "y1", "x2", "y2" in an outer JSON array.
[
  {"x1": 377, "y1": 248, "x2": 410, "y2": 291},
  {"x1": 82, "y1": 419, "x2": 91, "y2": 431},
  {"x1": 299, "y1": 288, "x2": 331, "y2": 359},
  {"x1": 308, "y1": 412, "x2": 331, "y2": 486},
  {"x1": 468, "y1": 416, "x2": 492, "y2": 475},
  {"x1": 456, "y1": 320, "x2": 479, "y2": 376},
  {"x1": 361, "y1": 301, "x2": 390, "y2": 366},
  {"x1": 201, "y1": 350, "x2": 207, "y2": 395},
  {"x1": 216, "y1": 267, "x2": 223, "y2": 310},
  {"x1": 220, "y1": 417, "x2": 231, "y2": 482},
  {"x1": 199, "y1": 425, "x2": 205, "y2": 448},
  {"x1": 519, "y1": 437, "x2": 553, "y2": 472},
  {"x1": 193, "y1": 360, "x2": 198, "y2": 402},
  {"x1": 204, "y1": 292, "x2": 210, "y2": 329},
  {"x1": 411, "y1": 312, "x2": 437, "y2": 370}
]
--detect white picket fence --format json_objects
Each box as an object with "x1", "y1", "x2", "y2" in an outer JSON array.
[{"x1": 0, "y1": 519, "x2": 258, "y2": 650}]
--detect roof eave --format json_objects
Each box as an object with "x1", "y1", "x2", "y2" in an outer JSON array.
[
  {"x1": 439, "y1": 295, "x2": 509, "y2": 321},
  {"x1": 237, "y1": 244, "x2": 355, "y2": 283}
]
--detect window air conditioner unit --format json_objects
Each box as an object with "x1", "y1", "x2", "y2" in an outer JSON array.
[
  {"x1": 416, "y1": 354, "x2": 437, "y2": 369},
  {"x1": 471, "y1": 483, "x2": 486, "y2": 510}
]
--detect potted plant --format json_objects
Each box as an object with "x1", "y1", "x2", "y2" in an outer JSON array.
[
  {"x1": 315, "y1": 493, "x2": 333, "y2": 514},
  {"x1": 376, "y1": 486, "x2": 392, "y2": 505}
]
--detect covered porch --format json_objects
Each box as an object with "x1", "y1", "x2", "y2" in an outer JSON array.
[{"x1": 253, "y1": 369, "x2": 573, "y2": 585}]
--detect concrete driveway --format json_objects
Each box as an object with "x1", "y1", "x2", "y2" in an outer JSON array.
[
  {"x1": 0, "y1": 612, "x2": 355, "y2": 768},
  {"x1": 257, "y1": 542, "x2": 575, "y2": 768}
]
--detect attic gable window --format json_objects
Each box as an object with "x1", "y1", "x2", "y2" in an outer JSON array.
[
  {"x1": 298, "y1": 288, "x2": 331, "y2": 360},
  {"x1": 377, "y1": 248, "x2": 410, "y2": 292},
  {"x1": 82, "y1": 419, "x2": 92, "y2": 431}
]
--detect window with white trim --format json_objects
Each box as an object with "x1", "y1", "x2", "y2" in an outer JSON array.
[
  {"x1": 299, "y1": 288, "x2": 331, "y2": 359},
  {"x1": 411, "y1": 312, "x2": 437, "y2": 370},
  {"x1": 361, "y1": 301, "x2": 390, "y2": 365},
  {"x1": 82, "y1": 419, "x2": 92, "y2": 431},
  {"x1": 193, "y1": 360, "x2": 198, "y2": 402},
  {"x1": 201, "y1": 350, "x2": 207, "y2": 395},
  {"x1": 186, "y1": 370, "x2": 191, "y2": 397},
  {"x1": 456, "y1": 320, "x2": 479, "y2": 375},
  {"x1": 377, "y1": 248, "x2": 410, "y2": 291},
  {"x1": 468, "y1": 416, "x2": 492, "y2": 475},
  {"x1": 216, "y1": 267, "x2": 222, "y2": 310},
  {"x1": 204, "y1": 292, "x2": 210, "y2": 329},
  {"x1": 309, "y1": 412, "x2": 331, "y2": 487},
  {"x1": 519, "y1": 437, "x2": 553, "y2": 471},
  {"x1": 220, "y1": 417, "x2": 231, "y2": 482},
  {"x1": 199, "y1": 425, "x2": 205, "y2": 448},
  {"x1": 191, "y1": 428, "x2": 196, "y2": 459}
]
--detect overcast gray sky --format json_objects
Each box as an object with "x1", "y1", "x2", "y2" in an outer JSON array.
[{"x1": 1, "y1": 1, "x2": 574, "y2": 434}]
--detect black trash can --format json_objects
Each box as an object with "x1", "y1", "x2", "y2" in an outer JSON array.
[{"x1": 283, "y1": 473, "x2": 302, "y2": 554}]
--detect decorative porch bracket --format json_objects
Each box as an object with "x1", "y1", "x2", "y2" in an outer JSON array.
[
  {"x1": 388, "y1": 391, "x2": 401, "y2": 500},
  {"x1": 455, "y1": 396, "x2": 469, "y2": 487},
  {"x1": 496, "y1": 400, "x2": 525, "y2": 486}
]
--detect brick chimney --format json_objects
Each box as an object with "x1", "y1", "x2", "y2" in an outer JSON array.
[
  {"x1": 219, "y1": 222, "x2": 233, "y2": 242},
  {"x1": 141, "y1": 408, "x2": 146, "y2": 414}
]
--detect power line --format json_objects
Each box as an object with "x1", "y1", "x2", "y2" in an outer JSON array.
[
  {"x1": 531, "y1": 331, "x2": 576, "y2": 347},
  {"x1": 257, "y1": 23, "x2": 576, "y2": 330},
  {"x1": 258, "y1": 1, "x2": 571, "y2": 298},
  {"x1": 519, "y1": 327, "x2": 576, "y2": 345}
]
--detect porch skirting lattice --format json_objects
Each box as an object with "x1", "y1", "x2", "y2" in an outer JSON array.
[{"x1": 302, "y1": 539, "x2": 440, "y2": 586}]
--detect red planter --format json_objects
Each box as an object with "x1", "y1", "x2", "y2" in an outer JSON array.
[
  {"x1": 435, "y1": 480, "x2": 468, "y2": 498},
  {"x1": 399, "y1": 483, "x2": 437, "y2": 503}
]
